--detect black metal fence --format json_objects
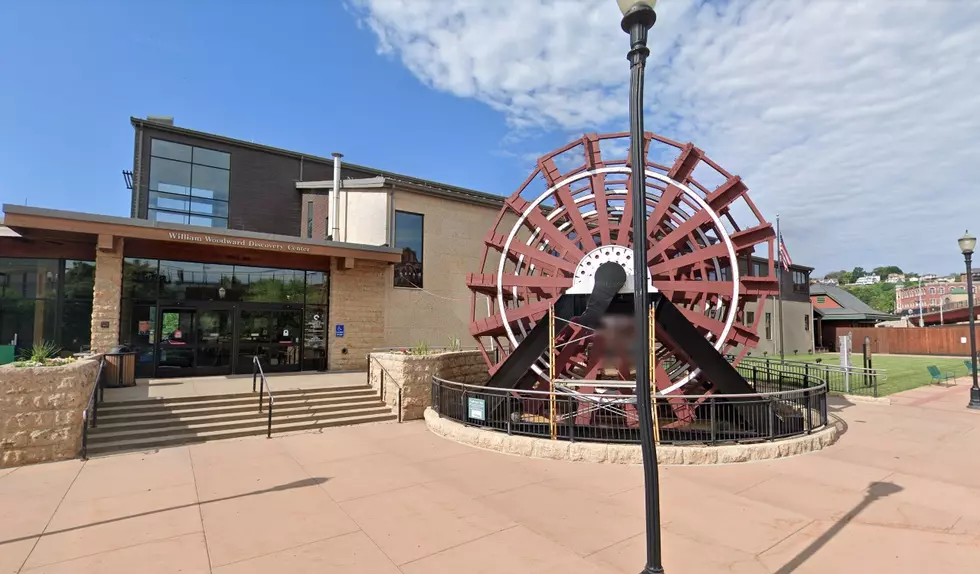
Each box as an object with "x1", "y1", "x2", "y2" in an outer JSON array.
[
  {"x1": 431, "y1": 365, "x2": 828, "y2": 446},
  {"x1": 737, "y1": 356, "x2": 882, "y2": 397}
]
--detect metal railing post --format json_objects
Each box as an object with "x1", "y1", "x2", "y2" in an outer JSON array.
[
  {"x1": 506, "y1": 395, "x2": 513, "y2": 435},
  {"x1": 709, "y1": 397, "x2": 717, "y2": 445},
  {"x1": 804, "y1": 388, "x2": 812, "y2": 435},
  {"x1": 768, "y1": 399, "x2": 776, "y2": 440},
  {"x1": 258, "y1": 373, "x2": 265, "y2": 413},
  {"x1": 398, "y1": 386, "x2": 403, "y2": 423},
  {"x1": 568, "y1": 398, "x2": 575, "y2": 443},
  {"x1": 252, "y1": 362, "x2": 257, "y2": 393},
  {"x1": 462, "y1": 389, "x2": 468, "y2": 425},
  {"x1": 267, "y1": 398, "x2": 273, "y2": 438}
]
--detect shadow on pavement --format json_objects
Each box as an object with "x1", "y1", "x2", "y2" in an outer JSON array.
[
  {"x1": 773, "y1": 481, "x2": 903, "y2": 573},
  {"x1": 0, "y1": 476, "x2": 329, "y2": 547}
]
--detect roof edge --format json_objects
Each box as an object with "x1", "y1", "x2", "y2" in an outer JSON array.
[{"x1": 130, "y1": 117, "x2": 504, "y2": 208}]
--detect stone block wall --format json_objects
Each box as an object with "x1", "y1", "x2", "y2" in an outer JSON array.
[
  {"x1": 368, "y1": 350, "x2": 488, "y2": 421},
  {"x1": 91, "y1": 237, "x2": 124, "y2": 353},
  {"x1": 0, "y1": 357, "x2": 101, "y2": 467},
  {"x1": 329, "y1": 259, "x2": 388, "y2": 371}
]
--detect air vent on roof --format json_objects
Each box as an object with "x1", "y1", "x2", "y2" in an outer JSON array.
[{"x1": 146, "y1": 115, "x2": 174, "y2": 126}]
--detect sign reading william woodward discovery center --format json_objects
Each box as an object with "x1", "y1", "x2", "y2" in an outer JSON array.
[{"x1": 168, "y1": 232, "x2": 312, "y2": 253}]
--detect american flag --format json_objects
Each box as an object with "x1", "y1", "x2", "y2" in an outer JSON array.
[{"x1": 779, "y1": 235, "x2": 792, "y2": 271}]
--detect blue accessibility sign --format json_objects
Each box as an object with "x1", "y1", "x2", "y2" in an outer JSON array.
[{"x1": 335, "y1": 324, "x2": 345, "y2": 338}]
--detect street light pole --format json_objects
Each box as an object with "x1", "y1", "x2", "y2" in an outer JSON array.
[
  {"x1": 617, "y1": 1, "x2": 664, "y2": 573},
  {"x1": 959, "y1": 231, "x2": 980, "y2": 410}
]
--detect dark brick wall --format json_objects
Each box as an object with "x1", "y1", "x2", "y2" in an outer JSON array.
[{"x1": 133, "y1": 125, "x2": 377, "y2": 237}]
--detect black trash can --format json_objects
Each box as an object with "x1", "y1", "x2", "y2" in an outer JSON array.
[{"x1": 104, "y1": 345, "x2": 138, "y2": 388}]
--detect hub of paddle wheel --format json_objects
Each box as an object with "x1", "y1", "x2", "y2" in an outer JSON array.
[{"x1": 466, "y1": 131, "x2": 779, "y2": 431}]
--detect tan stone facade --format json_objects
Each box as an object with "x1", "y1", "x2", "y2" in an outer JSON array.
[
  {"x1": 328, "y1": 258, "x2": 388, "y2": 371},
  {"x1": 368, "y1": 350, "x2": 488, "y2": 421},
  {"x1": 384, "y1": 190, "x2": 502, "y2": 348},
  {"x1": 0, "y1": 357, "x2": 100, "y2": 467},
  {"x1": 90, "y1": 236, "x2": 124, "y2": 353}
]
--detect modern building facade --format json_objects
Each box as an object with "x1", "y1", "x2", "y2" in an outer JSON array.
[
  {"x1": 0, "y1": 117, "x2": 505, "y2": 377},
  {"x1": 1, "y1": 116, "x2": 817, "y2": 377}
]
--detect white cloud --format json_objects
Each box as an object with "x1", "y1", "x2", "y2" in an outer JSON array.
[{"x1": 351, "y1": 0, "x2": 980, "y2": 274}]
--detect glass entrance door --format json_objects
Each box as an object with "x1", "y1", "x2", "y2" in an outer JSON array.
[
  {"x1": 157, "y1": 306, "x2": 233, "y2": 377},
  {"x1": 237, "y1": 307, "x2": 302, "y2": 373},
  {"x1": 196, "y1": 307, "x2": 233, "y2": 375},
  {"x1": 157, "y1": 308, "x2": 196, "y2": 377}
]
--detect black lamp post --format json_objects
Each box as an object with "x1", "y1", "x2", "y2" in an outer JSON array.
[
  {"x1": 617, "y1": 1, "x2": 664, "y2": 573},
  {"x1": 959, "y1": 230, "x2": 980, "y2": 410}
]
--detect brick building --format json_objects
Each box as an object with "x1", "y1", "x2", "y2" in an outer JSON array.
[{"x1": 895, "y1": 282, "x2": 976, "y2": 315}]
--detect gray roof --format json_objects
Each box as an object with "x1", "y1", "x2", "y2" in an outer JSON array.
[{"x1": 811, "y1": 283, "x2": 896, "y2": 321}]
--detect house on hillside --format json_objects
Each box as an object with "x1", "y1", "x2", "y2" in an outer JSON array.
[{"x1": 810, "y1": 284, "x2": 896, "y2": 351}]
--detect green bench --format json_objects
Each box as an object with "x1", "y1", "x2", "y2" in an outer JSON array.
[
  {"x1": 964, "y1": 360, "x2": 976, "y2": 376},
  {"x1": 927, "y1": 365, "x2": 955, "y2": 385}
]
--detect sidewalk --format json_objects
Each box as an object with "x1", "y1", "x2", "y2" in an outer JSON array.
[{"x1": 1, "y1": 383, "x2": 979, "y2": 573}]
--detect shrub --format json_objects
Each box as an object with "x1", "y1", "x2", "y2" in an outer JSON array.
[
  {"x1": 19, "y1": 340, "x2": 61, "y2": 363},
  {"x1": 447, "y1": 335, "x2": 461, "y2": 352}
]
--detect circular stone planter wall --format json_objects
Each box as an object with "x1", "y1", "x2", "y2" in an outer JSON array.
[{"x1": 423, "y1": 407, "x2": 840, "y2": 465}]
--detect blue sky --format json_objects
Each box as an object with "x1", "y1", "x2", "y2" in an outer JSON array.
[
  {"x1": 2, "y1": 0, "x2": 979, "y2": 275},
  {"x1": 0, "y1": 1, "x2": 530, "y2": 217}
]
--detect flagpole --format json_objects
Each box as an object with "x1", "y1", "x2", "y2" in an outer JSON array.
[{"x1": 777, "y1": 214, "x2": 786, "y2": 363}]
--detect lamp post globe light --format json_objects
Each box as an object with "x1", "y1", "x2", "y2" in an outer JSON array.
[
  {"x1": 959, "y1": 230, "x2": 980, "y2": 410},
  {"x1": 616, "y1": 1, "x2": 665, "y2": 573}
]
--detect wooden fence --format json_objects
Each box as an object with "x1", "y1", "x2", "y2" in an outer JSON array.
[{"x1": 827, "y1": 325, "x2": 976, "y2": 356}]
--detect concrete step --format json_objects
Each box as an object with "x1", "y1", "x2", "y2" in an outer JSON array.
[
  {"x1": 93, "y1": 399, "x2": 389, "y2": 430},
  {"x1": 85, "y1": 412, "x2": 398, "y2": 457},
  {"x1": 98, "y1": 388, "x2": 377, "y2": 416},
  {"x1": 97, "y1": 394, "x2": 380, "y2": 423},
  {"x1": 99, "y1": 384, "x2": 372, "y2": 408},
  {"x1": 89, "y1": 405, "x2": 396, "y2": 441}
]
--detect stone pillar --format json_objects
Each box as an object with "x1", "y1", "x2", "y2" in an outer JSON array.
[
  {"x1": 328, "y1": 258, "x2": 387, "y2": 370},
  {"x1": 90, "y1": 235, "x2": 124, "y2": 352}
]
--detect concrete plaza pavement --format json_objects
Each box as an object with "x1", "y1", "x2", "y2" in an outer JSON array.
[{"x1": 2, "y1": 382, "x2": 980, "y2": 573}]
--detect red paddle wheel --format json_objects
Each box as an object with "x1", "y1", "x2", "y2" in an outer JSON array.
[{"x1": 467, "y1": 132, "x2": 779, "y2": 430}]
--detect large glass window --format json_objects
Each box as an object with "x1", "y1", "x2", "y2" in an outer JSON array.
[
  {"x1": 148, "y1": 139, "x2": 230, "y2": 228},
  {"x1": 235, "y1": 266, "x2": 306, "y2": 303},
  {"x1": 0, "y1": 258, "x2": 94, "y2": 355},
  {"x1": 158, "y1": 261, "x2": 235, "y2": 301},
  {"x1": 393, "y1": 211, "x2": 424, "y2": 288},
  {"x1": 307, "y1": 201, "x2": 313, "y2": 238}
]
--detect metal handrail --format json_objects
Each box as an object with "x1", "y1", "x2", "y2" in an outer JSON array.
[
  {"x1": 740, "y1": 355, "x2": 887, "y2": 378},
  {"x1": 80, "y1": 356, "x2": 106, "y2": 460},
  {"x1": 738, "y1": 354, "x2": 884, "y2": 397},
  {"x1": 430, "y1": 375, "x2": 827, "y2": 400},
  {"x1": 367, "y1": 354, "x2": 403, "y2": 423},
  {"x1": 252, "y1": 356, "x2": 275, "y2": 438}
]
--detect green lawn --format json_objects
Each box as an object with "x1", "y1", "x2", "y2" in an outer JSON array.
[{"x1": 776, "y1": 353, "x2": 970, "y2": 396}]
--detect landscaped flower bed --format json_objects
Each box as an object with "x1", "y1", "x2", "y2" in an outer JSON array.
[{"x1": 7, "y1": 341, "x2": 76, "y2": 368}]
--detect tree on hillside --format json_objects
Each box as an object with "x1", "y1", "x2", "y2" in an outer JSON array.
[
  {"x1": 851, "y1": 266, "x2": 866, "y2": 280},
  {"x1": 872, "y1": 265, "x2": 903, "y2": 279},
  {"x1": 825, "y1": 270, "x2": 851, "y2": 284},
  {"x1": 843, "y1": 283, "x2": 896, "y2": 314}
]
